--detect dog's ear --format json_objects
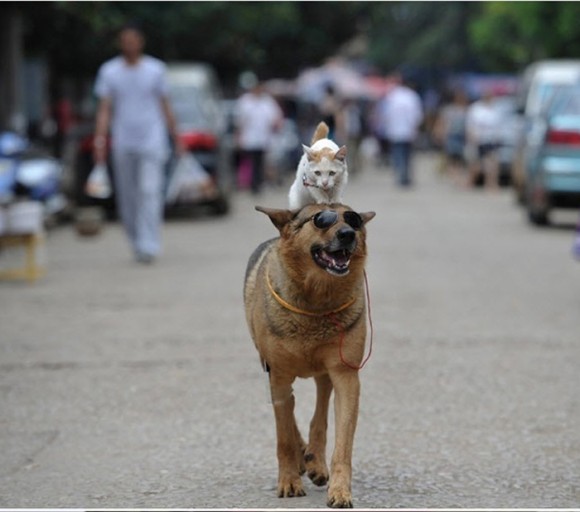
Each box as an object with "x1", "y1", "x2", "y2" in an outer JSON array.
[
  {"x1": 255, "y1": 206, "x2": 298, "y2": 232},
  {"x1": 359, "y1": 211, "x2": 376, "y2": 225}
]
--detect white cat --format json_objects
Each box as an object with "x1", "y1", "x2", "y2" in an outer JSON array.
[{"x1": 288, "y1": 122, "x2": 348, "y2": 210}]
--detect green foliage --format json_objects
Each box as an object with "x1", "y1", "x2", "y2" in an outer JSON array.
[
  {"x1": 366, "y1": 2, "x2": 476, "y2": 72},
  {"x1": 469, "y1": 2, "x2": 580, "y2": 71},
  {"x1": 19, "y1": 1, "x2": 364, "y2": 87},
  {"x1": 17, "y1": 0, "x2": 580, "y2": 94}
]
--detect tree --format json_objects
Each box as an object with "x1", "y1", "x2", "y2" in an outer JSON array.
[
  {"x1": 365, "y1": 2, "x2": 479, "y2": 73},
  {"x1": 469, "y1": 2, "x2": 580, "y2": 72},
  {"x1": 17, "y1": 1, "x2": 365, "y2": 90}
]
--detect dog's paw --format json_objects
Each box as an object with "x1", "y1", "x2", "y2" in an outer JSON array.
[
  {"x1": 308, "y1": 469, "x2": 329, "y2": 487},
  {"x1": 327, "y1": 488, "x2": 353, "y2": 508},
  {"x1": 277, "y1": 476, "x2": 306, "y2": 498},
  {"x1": 304, "y1": 452, "x2": 329, "y2": 486}
]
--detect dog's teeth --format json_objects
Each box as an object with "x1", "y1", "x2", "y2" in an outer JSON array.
[{"x1": 314, "y1": 248, "x2": 351, "y2": 275}]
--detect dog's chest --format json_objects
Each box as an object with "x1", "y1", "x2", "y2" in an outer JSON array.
[
  {"x1": 266, "y1": 305, "x2": 339, "y2": 341},
  {"x1": 264, "y1": 307, "x2": 361, "y2": 375},
  {"x1": 269, "y1": 335, "x2": 333, "y2": 377}
]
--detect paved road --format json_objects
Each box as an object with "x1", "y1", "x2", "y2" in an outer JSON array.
[{"x1": 1, "y1": 153, "x2": 579, "y2": 509}]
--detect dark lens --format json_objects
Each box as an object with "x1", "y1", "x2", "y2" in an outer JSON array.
[
  {"x1": 313, "y1": 210, "x2": 338, "y2": 229},
  {"x1": 344, "y1": 211, "x2": 363, "y2": 229}
]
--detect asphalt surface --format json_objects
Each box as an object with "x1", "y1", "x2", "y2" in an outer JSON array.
[{"x1": 1, "y1": 153, "x2": 579, "y2": 509}]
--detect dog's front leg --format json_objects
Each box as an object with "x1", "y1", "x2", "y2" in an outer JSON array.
[
  {"x1": 270, "y1": 373, "x2": 306, "y2": 498},
  {"x1": 305, "y1": 373, "x2": 332, "y2": 487},
  {"x1": 327, "y1": 369, "x2": 360, "y2": 508}
]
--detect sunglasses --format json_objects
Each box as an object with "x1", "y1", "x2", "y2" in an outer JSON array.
[{"x1": 312, "y1": 210, "x2": 364, "y2": 230}]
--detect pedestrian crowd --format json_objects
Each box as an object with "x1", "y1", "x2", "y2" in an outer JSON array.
[{"x1": 83, "y1": 22, "x2": 580, "y2": 265}]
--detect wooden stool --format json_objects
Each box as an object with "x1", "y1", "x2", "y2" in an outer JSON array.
[{"x1": 0, "y1": 233, "x2": 45, "y2": 282}]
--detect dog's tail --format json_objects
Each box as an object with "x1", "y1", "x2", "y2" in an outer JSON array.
[{"x1": 311, "y1": 121, "x2": 330, "y2": 144}]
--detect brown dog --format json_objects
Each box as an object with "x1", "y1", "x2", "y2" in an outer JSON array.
[{"x1": 244, "y1": 202, "x2": 375, "y2": 508}]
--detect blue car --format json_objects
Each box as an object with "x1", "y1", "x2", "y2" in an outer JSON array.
[{"x1": 525, "y1": 86, "x2": 580, "y2": 225}]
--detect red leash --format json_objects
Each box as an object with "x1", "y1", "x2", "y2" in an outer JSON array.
[
  {"x1": 267, "y1": 266, "x2": 374, "y2": 371},
  {"x1": 329, "y1": 270, "x2": 374, "y2": 371}
]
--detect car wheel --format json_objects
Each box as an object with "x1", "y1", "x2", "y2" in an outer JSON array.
[
  {"x1": 209, "y1": 194, "x2": 230, "y2": 216},
  {"x1": 527, "y1": 207, "x2": 549, "y2": 226},
  {"x1": 525, "y1": 184, "x2": 549, "y2": 226}
]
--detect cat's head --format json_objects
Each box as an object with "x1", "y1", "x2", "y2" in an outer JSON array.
[{"x1": 302, "y1": 144, "x2": 347, "y2": 191}]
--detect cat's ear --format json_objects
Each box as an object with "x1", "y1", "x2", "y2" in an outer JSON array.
[
  {"x1": 302, "y1": 144, "x2": 316, "y2": 162},
  {"x1": 334, "y1": 145, "x2": 347, "y2": 162}
]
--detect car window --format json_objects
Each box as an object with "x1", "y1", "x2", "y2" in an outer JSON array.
[
  {"x1": 546, "y1": 87, "x2": 580, "y2": 116},
  {"x1": 168, "y1": 85, "x2": 209, "y2": 129},
  {"x1": 535, "y1": 82, "x2": 562, "y2": 113},
  {"x1": 555, "y1": 93, "x2": 580, "y2": 116}
]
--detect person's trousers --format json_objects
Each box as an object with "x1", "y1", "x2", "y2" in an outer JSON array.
[
  {"x1": 390, "y1": 141, "x2": 413, "y2": 186},
  {"x1": 112, "y1": 149, "x2": 166, "y2": 257},
  {"x1": 240, "y1": 149, "x2": 265, "y2": 194}
]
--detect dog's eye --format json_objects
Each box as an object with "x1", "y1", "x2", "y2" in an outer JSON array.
[
  {"x1": 313, "y1": 210, "x2": 339, "y2": 229},
  {"x1": 344, "y1": 211, "x2": 363, "y2": 230}
]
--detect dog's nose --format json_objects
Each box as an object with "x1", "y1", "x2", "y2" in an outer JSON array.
[{"x1": 337, "y1": 227, "x2": 356, "y2": 245}]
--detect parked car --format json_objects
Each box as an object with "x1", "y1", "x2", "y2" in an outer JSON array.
[
  {"x1": 523, "y1": 85, "x2": 580, "y2": 225},
  {"x1": 73, "y1": 62, "x2": 231, "y2": 217},
  {"x1": 511, "y1": 60, "x2": 580, "y2": 203},
  {"x1": 165, "y1": 63, "x2": 232, "y2": 215}
]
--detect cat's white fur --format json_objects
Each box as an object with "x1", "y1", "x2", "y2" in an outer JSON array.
[{"x1": 288, "y1": 122, "x2": 348, "y2": 210}]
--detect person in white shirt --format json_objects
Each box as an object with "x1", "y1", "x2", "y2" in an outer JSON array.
[
  {"x1": 234, "y1": 78, "x2": 283, "y2": 194},
  {"x1": 93, "y1": 23, "x2": 183, "y2": 264},
  {"x1": 378, "y1": 73, "x2": 423, "y2": 187},
  {"x1": 465, "y1": 90, "x2": 501, "y2": 189}
]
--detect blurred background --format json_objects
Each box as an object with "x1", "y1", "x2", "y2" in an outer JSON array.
[
  {"x1": 1, "y1": 1, "x2": 580, "y2": 226},
  {"x1": 1, "y1": 4, "x2": 580, "y2": 507}
]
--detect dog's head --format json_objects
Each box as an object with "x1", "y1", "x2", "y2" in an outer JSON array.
[{"x1": 256, "y1": 203, "x2": 375, "y2": 278}]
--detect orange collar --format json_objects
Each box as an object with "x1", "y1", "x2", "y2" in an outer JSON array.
[{"x1": 266, "y1": 273, "x2": 356, "y2": 317}]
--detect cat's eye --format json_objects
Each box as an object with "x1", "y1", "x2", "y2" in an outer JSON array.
[
  {"x1": 329, "y1": 171, "x2": 336, "y2": 176},
  {"x1": 314, "y1": 171, "x2": 321, "y2": 176}
]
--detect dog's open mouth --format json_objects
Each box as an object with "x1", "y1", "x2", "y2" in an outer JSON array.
[{"x1": 312, "y1": 247, "x2": 352, "y2": 276}]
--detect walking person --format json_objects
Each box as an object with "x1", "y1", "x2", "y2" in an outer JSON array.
[
  {"x1": 465, "y1": 90, "x2": 501, "y2": 190},
  {"x1": 343, "y1": 98, "x2": 363, "y2": 175},
  {"x1": 318, "y1": 84, "x2": 344, "y2": 142},
  {"x1": 378, "y1": 73, "x2": 423, "y2": 187},
  {"x1": 234, "y1": 76, "x2": 283, "y2": 195},
  {"x1": 438, "y1": 89, "x2": 469, "y2": 185},
  {"x1": 93, "y1": 23, "x2": 183, "y2": 264}
]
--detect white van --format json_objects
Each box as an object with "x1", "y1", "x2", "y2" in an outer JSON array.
[
  {"x1": 518, "y1": 59, "x2": 580, "y2": 117},
  {"x1": 512, "y1": 60, "x2": 580, "y2": 201}
]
